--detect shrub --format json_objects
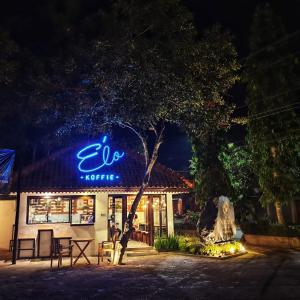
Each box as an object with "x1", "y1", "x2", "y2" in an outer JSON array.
[
  {"x1": 178, "y1": 235, "x2": 199, "y2": 252},
  {"x1": 199, "y1": 241, "x2": 245, "y2": 257},
  {"x1": 183, "y1": 210, "x2": 199, "y2": 226},
  {"x1": 154, "y1": 235, "x2": 245, "y2": 257},
  {"x1": 241, "y1": 222, "x2": 300, "y2": 237},
  {"x1": 154, "y1": 235, "x2": 179, "y2": 251}
]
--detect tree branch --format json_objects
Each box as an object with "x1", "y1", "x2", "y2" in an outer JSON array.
[{"x1": 118, "y1": 121, "x2": 149, "y2": 167}]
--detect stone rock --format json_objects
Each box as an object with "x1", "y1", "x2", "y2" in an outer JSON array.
[{"x1": 197, "y1": 196, "x2": 236, "y2": 244}]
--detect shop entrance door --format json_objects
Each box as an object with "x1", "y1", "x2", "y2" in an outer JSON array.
[{"x1": 108, "y1": 195, "x2": 126, "y2": 240}]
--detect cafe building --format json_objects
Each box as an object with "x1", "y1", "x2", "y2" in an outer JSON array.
[{"x1": 0, "y1": 136, "x2": 191, "y2": 258}]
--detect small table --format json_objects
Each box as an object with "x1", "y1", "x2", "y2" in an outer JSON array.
[{"x1": 71, "y1": 238, "x2": 94, "y2": 265}]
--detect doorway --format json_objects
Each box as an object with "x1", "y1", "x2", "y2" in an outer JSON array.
[
  {"x1": 108, "y1": 195, "x2": 126, "y2": 239},
  {"x1": 108, "y1": 194, "x2": 167, "y2": 245}
]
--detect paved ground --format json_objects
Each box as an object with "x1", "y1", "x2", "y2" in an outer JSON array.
[{"x1": 0, "y1": 246, "x2": 299, "y2": 300}]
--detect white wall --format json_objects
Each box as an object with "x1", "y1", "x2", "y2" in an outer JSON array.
[
  {"x1": 0, "y1": 200, "x2": 16, "y2": 250},
  {"x1": 17, "y1": 191, "x2": 176, "y2": 255},
  {"x1": 18, "y1": 192, "x2": 108, "y2": 256}
]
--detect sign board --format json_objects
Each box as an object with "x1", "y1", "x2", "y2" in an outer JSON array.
[
  {"x1": 0, "y1": 149, "x2": 15, "y2": 194},
  {"x1": 76, "y1": 136, "x2": 124, "y2": 182}
]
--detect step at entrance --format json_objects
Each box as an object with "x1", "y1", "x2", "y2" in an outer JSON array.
[{"x1": 126, "y1": 248, "x2": 158, "y2": 257}]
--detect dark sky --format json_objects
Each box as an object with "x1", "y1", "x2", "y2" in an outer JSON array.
[
  {"x1": 162, "y1": 0, "x2": 300, "y2": 171},
  {"x1": 185, "y1": 0, "x2": 300, "y2": 56},
  {"x1": 1, "y1": 0, "x2": 300, "y2": 171}
]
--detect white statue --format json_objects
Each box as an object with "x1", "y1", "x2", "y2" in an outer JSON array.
[{"x1": 211, "y1": 196, "x2": 236, "y2": 242}]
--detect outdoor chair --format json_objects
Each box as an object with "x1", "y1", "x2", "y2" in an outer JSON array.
[
  {"x1": 50, "y1": 238, "x2": 73, "y2": 268},
  {"x1": 97, "y1": 240, "x2": 120, "y2": 264}
]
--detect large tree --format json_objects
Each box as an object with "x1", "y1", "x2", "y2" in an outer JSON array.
[
  {"x1": 56, "y1": 0, "x2": 196, "y2": 263},
  {"x1": 56, "y1": 1, "x2": 240, "y2": 263},
  {"x1": 244, "y1": 4, "x2": 300, "y2": 224},
  {"x1": 0, "y1": 1, "x2": 107, "y2": 162},
  {"x1": 219, "y1": 143, "x2": 260, "y2": 222},
  {"x1": 177, "y1": 26, "x2": 240, "y2": 208}
]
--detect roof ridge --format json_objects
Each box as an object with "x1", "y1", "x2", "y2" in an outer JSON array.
[{"x1": 15, "y1": 140, "x2": 192, "y2": 191}]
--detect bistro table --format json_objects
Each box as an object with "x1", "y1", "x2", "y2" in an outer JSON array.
[{"x1": 71, "y1": 238, "x2": 94, "y2": 265}]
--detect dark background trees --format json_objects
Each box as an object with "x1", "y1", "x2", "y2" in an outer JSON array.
[
  {"x1": 0, "y1": 0, "x2": 299, "y2": 232},
  {"x1": 52, "y1": 0, "x2": 240, "y2": 262},
  {"x1": 244, "y1": 4, "x2": 300, "y2": 224}
]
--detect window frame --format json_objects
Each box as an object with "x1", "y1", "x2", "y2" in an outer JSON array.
[
  {"x1": 26, "y1": 195, "x2": 96, "y2": 226},
  {"x1": 70, "y1": 195, "x2": 96, "y2": 226}
]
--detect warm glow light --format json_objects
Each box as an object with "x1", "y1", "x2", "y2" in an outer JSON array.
[
  {"x1": 240, "y1": 245, "x2": 246, "y2": 252},
  {"x1": 229, "y1": 247, "x2": 235, "y2": 254}
]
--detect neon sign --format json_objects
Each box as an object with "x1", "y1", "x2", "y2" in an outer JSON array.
[{"x1": 76, "y1": 136, "x2": 124, "y2": 182}]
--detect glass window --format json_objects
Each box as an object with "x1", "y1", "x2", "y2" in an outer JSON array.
[
  {"x1": 153, "y1": 195, "x2": 167, "y2": 236},
  {"x1": 108, "y1": 196, "x2": 123, "y2": 230},
  {"x1": 127, "y1": 195, "x2": 149, "y2": 231},
  {"x1": 71, "y1": 196, "x2": 95, "y2": 225},
  {"x1": 27, "y1": 195, "x2": 95, "y2": 225},
  {"x1": 27, "y1": 196, "x2": 70, "y2": 224}
]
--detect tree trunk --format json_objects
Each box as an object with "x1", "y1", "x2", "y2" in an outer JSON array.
[
  {"x1": 118, "y1": 181, "x2": 149, "y2": 264},
  {"x1": 266, "y1": 204, "x2": 271, "y2": 219},
  {"x1": 274, "y1": 199, "x2": 285, "y2": 225},
  {"x1": 290, "y1": 200, "x2": 298, "y2": 224},
  {"x1": 118, "y1": 136, "x2": 162, "y2": 264}
]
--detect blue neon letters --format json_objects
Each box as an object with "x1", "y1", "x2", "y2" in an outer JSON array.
[
  {"x1": 80, "y1": 174, "x2": 119, "y2": 181},
  {"x1": 77, "y1": 136, "x2": 124, "y2": 181}
]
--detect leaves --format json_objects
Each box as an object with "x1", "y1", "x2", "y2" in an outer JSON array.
[{"x1": 244, "y1": 4, "x2": 300, "y2": 206}]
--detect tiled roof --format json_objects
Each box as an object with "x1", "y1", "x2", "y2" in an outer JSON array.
[{"x1": 15, "y1": 142, "x2": 192, "y2": 192}]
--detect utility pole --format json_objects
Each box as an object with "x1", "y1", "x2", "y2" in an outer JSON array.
[{"x1": 12, "y1": 165, "x2": 21, "y2": 264}]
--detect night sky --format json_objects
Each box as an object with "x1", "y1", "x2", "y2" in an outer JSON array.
[
  {"x1": 162, "y1": 0, "x2": 300, "y2": 172},
  {"x1": 1, "y1": 0, "x2": 300, "y2": 172}
]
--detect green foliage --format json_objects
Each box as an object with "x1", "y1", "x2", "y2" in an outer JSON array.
[
  {"x1": 178, "y1": 235, "x2": 199, "y2": 252},
  {"x1": 178, "y1": 235, "x2": 245, "y2": 256},
  {"x1": 241, "y1": 222, "x2": 300, "y2": 237},
  {"x1": 176, "y1": 25, "x2": 240, "y2": 208},
  {"x1": 183, "y1": 210, "x2": 199, "y2": 226},
  {"x1": 199, "y1": 241, "x2": 244, "y2": 257},
  {"x1": 219, "y1": 143, "x2": 255, "y2": 198},
  {"x1": 244, "y1": 4, "x2": 300, "y2": 211},
  {"x1": 218, "y1": 143, "x2": 262, "y2": 222},
  {"x1": 155, "y1": 235, "x2": 246, "y2": 257},
  {"x1": 190, "y1": 136, "x2": 233, "y2": 207},
  {"x1": 154, "y1": 235, "x2": 180, "y2": 251}
]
